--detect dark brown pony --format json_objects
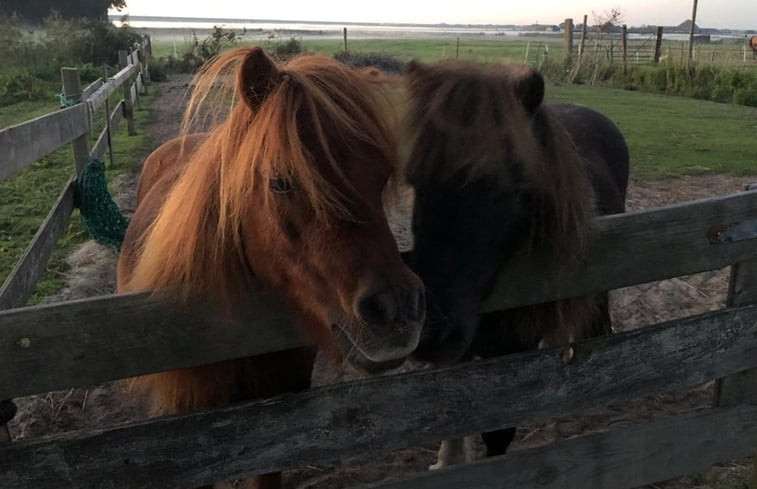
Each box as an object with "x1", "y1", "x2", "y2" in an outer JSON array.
[
  {"x1": 116, "y1": 47, "x2": 426, "y2": 489},
  {"x1": 401, "y1": 59, "x2": 629, "y2": 467}
]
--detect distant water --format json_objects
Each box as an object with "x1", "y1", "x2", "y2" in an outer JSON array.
[
  {"x1": 110, "y1": 17, "x2": 560, "y2": 40},
  {"x1": 110, "y1": 17, "x2": 746, "y2": 42}
]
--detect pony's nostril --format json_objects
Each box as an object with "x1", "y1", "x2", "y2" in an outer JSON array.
[
  {"x1": 357, "y1": 290, "x2": 399, "y2": 326},
  {"x1": 409, "y1": 287, "x2": 426, "y2": 323}
]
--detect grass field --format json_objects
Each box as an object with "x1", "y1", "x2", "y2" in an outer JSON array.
[
  {"x1": 546, "y1": 83, "x2": 757, "y2": 179},
  {"x1": 150, "y1": 33, "x2": 756, "y2": 71}
]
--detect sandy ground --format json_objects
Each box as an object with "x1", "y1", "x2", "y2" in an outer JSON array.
[{"x1": 7, "y1": 74, "x2": 756, "y2": 488}]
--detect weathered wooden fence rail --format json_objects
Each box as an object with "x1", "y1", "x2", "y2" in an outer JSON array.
[
  {"x1": 0, "y1": 39, "x2": 151, "y2": 312},
  {"x1": 2, "y1": 301, "x2": 757, "y2": 488},
  {"x1": 0, "y1": 184, "x2": 756, "y2": 487},
  {"x1": 2, "y1": 187, "x2": 757, "y2": 399}
]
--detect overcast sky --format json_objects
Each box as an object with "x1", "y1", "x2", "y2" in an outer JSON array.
[{"x1": 110, "y1": 1, "x2": 756, "y2": 30}]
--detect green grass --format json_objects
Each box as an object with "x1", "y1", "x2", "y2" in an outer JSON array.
[
  {"x1": 0, "y1": 91, "x2": 155, "y2": 305},
  {"x1": 546, "y1": 83, "x2": 757, "y2": 179},
  {"x1": 300, "y1": 38, "x2": 558, "y2": 64},
  {"x1": 0, "y1": 99, "x2": 59, "y2": 128}
]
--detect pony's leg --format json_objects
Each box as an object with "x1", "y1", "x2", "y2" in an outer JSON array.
[
  {"x1": 239, "y1": 473, "x2": 281, "y2": 489},
  {"x1": 235, "y1": 347, "x2": 318, "y2": 489},
  {"x1": 428, "y1": 437, "x2": 476, "y2": 470},
  {"x1": 480, "y1": 428, "x2": 517, "y2": 457}
]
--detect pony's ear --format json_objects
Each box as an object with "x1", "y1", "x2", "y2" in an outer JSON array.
[
  {"x1": 514, "y1": 70, "x2": 545, "y2": 114},
  {"x1": 238, "y1": 47, "x2": 281, "y2": 111}
]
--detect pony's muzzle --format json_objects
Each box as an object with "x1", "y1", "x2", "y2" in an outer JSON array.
[
  {"x1": 347, "y1": 284, "x2": 426, "y2": 362},
  {"x1": 356, "y1": 286, "x2": 425, "y2": 330},
  {"x1": 356, "y1": 286, "x2": 425, "y2": 327}
]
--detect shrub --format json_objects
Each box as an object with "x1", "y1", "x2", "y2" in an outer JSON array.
[
  {"x1": 267, "y1": 36, "x2": 304, "y2": 60},
  {"x1": 0, "y1": 15, "x2": 146, "y2": 106},
  {"x1": 162, "y1": 26, "x2": 245, "y2": 73},
  {"x1": 333, "y1": 51, "x2": 406, "y2": 74}
]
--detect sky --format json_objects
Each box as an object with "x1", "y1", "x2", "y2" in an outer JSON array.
[{"x1": 109, "y1": 1, "x2": 756, "y2": 30}]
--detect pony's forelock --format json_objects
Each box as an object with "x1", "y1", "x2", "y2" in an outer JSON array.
[
  {"x1": 403, "y1": 60, "x2": 595, "y2": 251},
  {"x1": 126, "y1": 48, "x2": 398, "y2": 306}
]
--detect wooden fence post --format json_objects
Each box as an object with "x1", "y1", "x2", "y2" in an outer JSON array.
[
  {"x1": 714, "y1": 183, "x2": 757, "y2": 407},
  {"x1": 126, "y1": 50, "x2": 142, "y2": 111},
  {"x1": 142, "y1": 37, "x2": 152, "y2": 84},
  {"x1": 60, "y1": 67, "x2": 90, "y2": 176},
  {"x1": 654, "y1": 26, "x2": 664, "y2": 64},
  {"x1": 0, "y1": 399, "x2": 15, "y2": 443},
  {"x1": 564, "y1": 18, "x2": 574, "y2": 62},
  {"x1": 137, "y1": 47, "x2": 148, "y2": 95},
  {"x1": 579, "y1": 14, "x2": 588, "y2": 59},
  {"x1": 118, "y1": 50, "x2": 136, "y2": 136},
  {"x1": 456, "y1": 37, "x2": 460, "y2": 59},
  {"x1": 343, "y1": 28, "x2": 347, "y2": 53},
  {"x1": 622, "y1": 24, "x2": 628, "y2": 74},
  {"x1": 688, "y1": 0, "x2": 699, "y2": 64}
]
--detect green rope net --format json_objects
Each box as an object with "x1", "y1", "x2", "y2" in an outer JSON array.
[
  {"x1": 58, "y1": 92, "x2": 82, "y2": 108},
  {"x1": 76, "y1": 158, "x2": 130, "y2": 252}
]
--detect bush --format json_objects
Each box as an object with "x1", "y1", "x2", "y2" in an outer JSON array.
[
  {"x1": 333, "y1": 51, "x2": 406, "y2": 74},
  {"x1": 148, "y1": 58, "x2": 168, "y2": 82},
  {"x1": 0, "y1": 15, "x2": 146, "y2": 106},
  {"x1": 266, "y1": 36, "x2": 304, "y2": 60},
  {"x1": 162, "y1": 26, "x2": 245, "y2": 73}
]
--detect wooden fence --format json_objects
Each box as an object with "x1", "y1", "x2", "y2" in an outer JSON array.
[
  {"x1": 562, "y1": 17, "x2": 756, "y2": 69},
  {"x1": 0, "y1": 39, "x2": 151, "y2": 312},
  {"x1": 1, "y1": 42, "x2": 757, "y2": 489}
]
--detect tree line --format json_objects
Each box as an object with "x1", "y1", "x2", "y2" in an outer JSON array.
[{"x1": 0, "y1": 0, "x2": 125, "y2": 23}]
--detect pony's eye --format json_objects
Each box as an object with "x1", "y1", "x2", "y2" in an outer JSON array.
[{"x1": 269, "y1": 177, "x2": 294, "y2": 195}]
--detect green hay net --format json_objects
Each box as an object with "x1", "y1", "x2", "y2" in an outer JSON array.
[{"x1": 76, "y1": 158, "x2": 129, "y2": 252}]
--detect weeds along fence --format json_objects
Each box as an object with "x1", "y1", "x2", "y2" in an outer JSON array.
[
  {"x1": 559, "y1": 17, "x2": 756, "y2": 70},
  {"x1": 1, "y1": 50, "x2": 757, "y2": 489},
  {"x1": 0, "y1": 38, "x2": 151, "y2": 312}
]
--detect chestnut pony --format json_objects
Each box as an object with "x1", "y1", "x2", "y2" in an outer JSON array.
[
  {"x1": 401, "y1": 60, "x2": 629, "y2": 467},
  {"x1": 116, "y1": 47, "x2": 425, "y2": 488}
]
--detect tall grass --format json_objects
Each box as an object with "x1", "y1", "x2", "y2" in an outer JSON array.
[{"x1": 539, "y1": 57, "x2": 757, "y2": 107}]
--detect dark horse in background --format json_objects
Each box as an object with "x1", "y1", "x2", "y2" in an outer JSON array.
[{"x1": 402, "y1": 59, "x2": 629, "y2": 467}]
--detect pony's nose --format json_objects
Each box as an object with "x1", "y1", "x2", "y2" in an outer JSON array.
[
  {"x1": 408, "y1": 286, "x2": 426, "y2": 324},
  {"x1": 357, "y1": 289, "x2": 399, "y2": 327}
]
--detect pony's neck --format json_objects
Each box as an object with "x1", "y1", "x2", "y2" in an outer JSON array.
[{"x1": 127, "y1": 132, "x2": 250, "y2": 308}]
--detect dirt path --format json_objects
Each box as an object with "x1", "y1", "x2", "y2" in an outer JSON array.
[{"x1": 8, "y1": 76, "x2": 756, "y2": 488}]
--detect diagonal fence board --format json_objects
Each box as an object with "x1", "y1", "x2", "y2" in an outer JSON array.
[
  {"x1": 82, "y1": 78, "x2": 104, "y2": 101},
  {"x1": 0, "y1": 179, "x2": 76, "y2": 310},
  {"x1": 0, "y1": 105, "x2": 89, "y2": 182},
  {"x1": 359, "y1": 405, "x2": 757, "y2": 489},
  {"x1": 2, "y1": 304, "x2": 757, "y2": 488},
  {"x1": 86, "y1": 63, "x2": 139, "y2": 113},
  {"x1": 0, "y1": 289, "x2": 304, "y2": 400},
  {"x1": 484, "y1": 187, "x2": 757, "y2": 312}
]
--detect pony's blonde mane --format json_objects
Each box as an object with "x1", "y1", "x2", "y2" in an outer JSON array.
[
  {"x1": 403, "y1": 60, "x2": 594, "y2": 250},
  {"x1": 125, "y1": 48, "x2": 398, "y2": 307}
]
